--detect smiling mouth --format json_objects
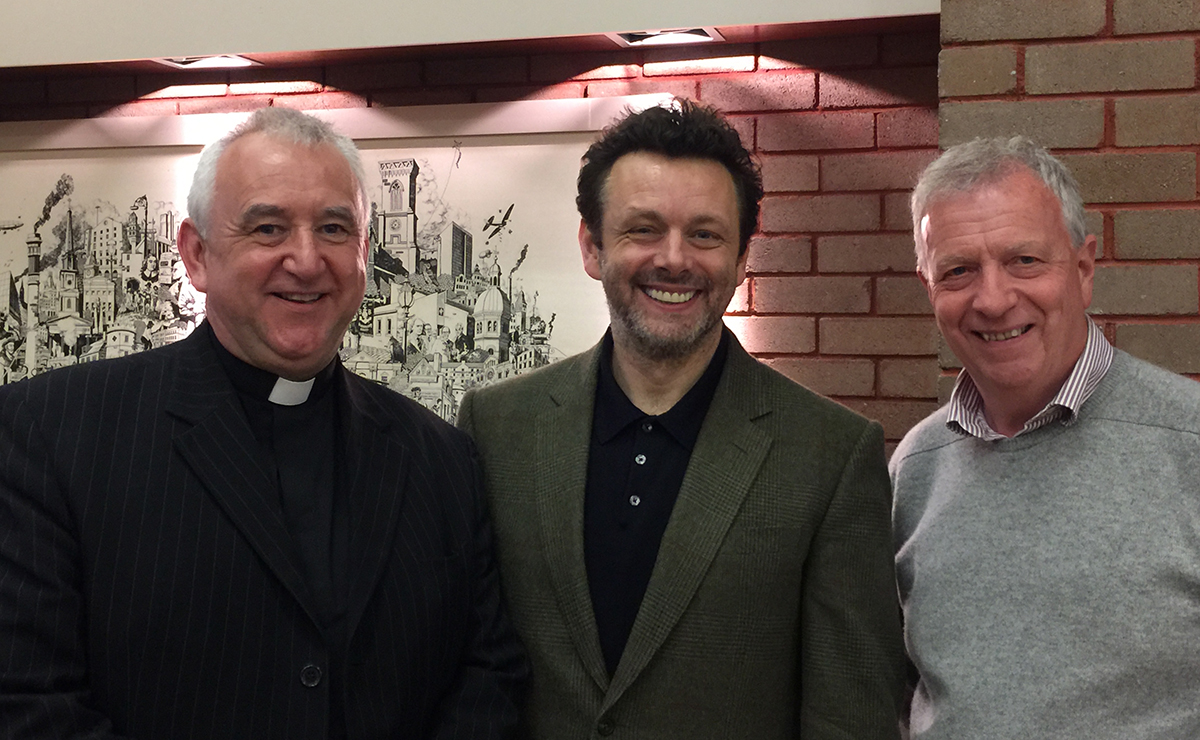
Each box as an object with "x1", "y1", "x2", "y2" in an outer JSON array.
[
  {"x1": 977, "y1": 325, "x2": 1031, "y2": 342},
  {"x1": 275, "y1": 292, "x2": 322, "y2": 304},
  {"x1": 644, "y1": 287, "x2": 697, "y2": 304}
]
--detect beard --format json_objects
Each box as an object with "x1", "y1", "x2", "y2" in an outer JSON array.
[{"x1": 602, "y1": 266, "x2": 725, "y2": 362}]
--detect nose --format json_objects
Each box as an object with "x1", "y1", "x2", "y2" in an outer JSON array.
[
  {"x1": 283, "y1": 229, "x2": 324, "y2": 279},
  {"x1": 972, "y1": 263, "x2": 1017, "y2": 317},
  {"x1": 654, "y1": 229, "x2": 689, "y2": 273}
]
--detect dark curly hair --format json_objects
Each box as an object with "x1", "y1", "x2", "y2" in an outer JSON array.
[{"x1": 576, "y1": 99, "x2": 763, "y2": 256}]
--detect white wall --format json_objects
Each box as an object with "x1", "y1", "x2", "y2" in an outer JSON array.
[{"x1": 1, "y1": 0, "x2": 938, "y2": 69}]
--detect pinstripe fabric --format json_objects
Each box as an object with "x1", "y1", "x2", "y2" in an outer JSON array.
[
  {"x1": 946, "y1": 318, "x2": 1114, "y2": 440},
  {"x1": 0, "y1": 326, "x2": 526, "y2": 739},
  {"x1": 458, "y1": 332, "x2": 906, "y2": 740}
]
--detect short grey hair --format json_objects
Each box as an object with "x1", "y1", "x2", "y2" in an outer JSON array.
[
  {"x1": 910, "y1": 135, "x2": 1088, "y2": 278},
  {"x1": 186, "y1": 107, "x2": 369, "y2": 238}
]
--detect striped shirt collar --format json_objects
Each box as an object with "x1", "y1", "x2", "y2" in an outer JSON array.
[{"x1": 946, "y1": 318, "x2": 1114, "y2": 441}]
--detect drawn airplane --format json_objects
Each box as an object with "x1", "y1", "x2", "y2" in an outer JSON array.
[
  {"x1": 0, "y1": 220, "x2": 23, "y2": 233},
  {"x1": 482, "y1": 203, "x2": 514, "y2": 240}
]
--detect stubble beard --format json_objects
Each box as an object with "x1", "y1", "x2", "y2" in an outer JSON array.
[{"x1": 602, "y1": 267, "x2": 723, "y2": 362}]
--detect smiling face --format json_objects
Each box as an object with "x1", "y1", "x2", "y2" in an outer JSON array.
[
  {"x1": 177, "y1": 132, "x2": 368, "y2": 380},
  {"x1": 920, "y1": 167, "x2": 1095, "y2": 431},
  {"x1": 580, "y1": 151, "x2": 746, "y2": 364}
]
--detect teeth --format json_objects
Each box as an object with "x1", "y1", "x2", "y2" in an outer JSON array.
[
  {"x1": 979, "y1": 326, "x2": 1027, "y2": 342},
  {"x1": 645, "y1": 288, "x2": 696, "y2": 304},
  {"x1": 279, "y1": 293, "x2": 321, "y2": 304}
]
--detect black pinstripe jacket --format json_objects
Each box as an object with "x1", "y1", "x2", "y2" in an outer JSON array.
[{"x1": 0, "y1": 324, "x2": 526, "y2": 739}]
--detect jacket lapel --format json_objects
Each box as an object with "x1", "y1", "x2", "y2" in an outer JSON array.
[
  {"x1": 605, "y1": 337, "x2": 772, "y2": 704},
  {"x1": 535, "y1": 344, "x2": 611, "y2": 691},
  {"x1": 165, "y1": 326, "x2": 321, "y2": 622}
]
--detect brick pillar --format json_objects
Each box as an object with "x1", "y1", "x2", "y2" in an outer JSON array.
[{"x1": 938, "y1": 0, "x2": 1200, "y2": 391}]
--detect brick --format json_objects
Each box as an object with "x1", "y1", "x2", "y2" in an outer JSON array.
[
  {"x1": 939, "y1": 99, "x2": 1105, "y2": 149},
  {"x1": 1091, "y1": 265, "x2": 1199, "y2": 315},
  {"x1": 48, "y1": 75, "x2": 136, "y2": 104},
  {"x1": 92, "y1": 99, "x2": 180, "y2": 117},
  {"x1": 271, "y1": 91, "x2": 368, "y2": 110},
  {"x1": 1115, "y1": 210, "x2": 1200, "y2": 259},
  {"x1": 0, "y1": 79, "x2": 45, "y2": 105},
  {"x1": 838, "y1": 399, "x2": 940, "y2": 440},
  {"x1": 877, "y1": 108, "x2": 938, "y2": 148},
  {"x1": 1084, "y1": 211, "x2": 1106, "y2": 256},
  {"x1": 880, "y1": 358, "x2": 939, "y2": 397},
  {"x1": 230, "y1": 80, "x2": 323, "y2": 95},
  {"x1": 228, "y1": 66, "x2": 322, "y2": 84},
  {"x1": 757, "y1": 111, "x2": 875, "y2": 152},
  {"x1": 1114, "y1": 0, "x2": 1200, "y2": 34},
  {"x1": 746, "y1": 236, "x2": 812, "y2": 273},
  {"x1": 1058, "y1": 152, "x2": 1196, "y2": 204},
  {"x1": 759, "y1": 36, "x2": 878, "y2": 70},
  {"x1": 761, "y1": 194, "x2": 880, "y2": 233},
  {"x1": 942, "y1": 0, "x2": 1107, "y2": 42},
  {"x1": 370, "y1": 88, "x2": 475, "y2": 107},
  {"x1": 531, "y1": 51, "x2": 639, "y2": 82},
  {"x1": 326, "y1": 61, "x2": 422, "y2": 91},
  {"x1": 763, "y1": 358, "x2": 875, "y2": 396},
  {"x1": 939, "y1": 46, "x2": 1018, "y2": 97},
  {"x1": 142, "y1": 83, "x2": 229, "y2": 99},
  {"x1": 883, "y1": 193, "x2": 914, "y2": 231},
  {"x1": 426, "y1": 56, "x2": 527, "y2": 86},
  {"x1": 819, "y1": 317, "x2": 938, "y2": 355},
  {"x1": 821, "y1": 150, "x2": 939, "y2": 191},
  {"x1": 177, "y1": 94, "x2": 273, "y2": 115},
  {"x1": 818, "y1": 234, "x2": 917, "y2": 273},
  {"x1": 1116, "y1": 94, "x2": 1200, "y2": 147},
  {"x1": 753, "y1": 276, "x2": 870, "y2": 313},
  {"x1": 726, "y1": 116, "x2": 755, "y2": 151},
  {"x1": 729, "y1": 281, "x2": 750, "y2": 312},
  {"x1": 820, "y1": 67, "x2": 937, "y2": 109},
  {"x1": 760, "y1": 154, "x2": 819, "y2": 193},
  {"x1": 475, "y1": 83, "x2": 586, "y2": 103},
  {"x1": 878, "y1": 275, "x2": 933, "y2": 315},
  {"x1": 938, "y1": 335, "x2": 963, "y2": 369},
  {"x1": 644, "y1": 44, "x2": 756, "y2": 76},
  {"x1": 723, "y1": 316, "x2": 816, "y2": 353},
  {"x1": 1026, "y1": 39, "x2": 1195, "y2": 95},
  {"x1": 585, "y1": 78, "x2": 697, "y2": 99},
  {"x1": 135, "y1": 71, "x2": 229, "y2": 97},
  {"x1": 1114, "y1": 324, "x2": 1200, "y2": 373},
  {"x1": 938, "y1": 373, "x2": 957, "y2": 405},
  {"x1": 881, "y1": 31, "x2": 940, "y2": 67},
  {"x1": 700, "y1": 72, "x2": 816, "y2": 113}
]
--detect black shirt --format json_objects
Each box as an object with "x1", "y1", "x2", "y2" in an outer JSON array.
[{"x1": 584, "y1": 330, "x2": 729, "y2": 676}]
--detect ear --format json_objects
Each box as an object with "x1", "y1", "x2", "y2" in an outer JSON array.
[
  {"x1": 1077, "y1": 233, "x2": 1097, "y2": 309},
  {"x1": 579, "y1": 220, "x2": 603, "y2": 281},
  {"x1": 176, "y1": 218, "x2": 209, "y2": 294}
]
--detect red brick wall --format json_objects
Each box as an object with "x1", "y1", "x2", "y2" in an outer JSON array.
[
  {"x1": 940, "y1": 0, "x2": 1200, "y2": 390},
  {"x1": 0, "y1": 24, "x2": 941, "y2": 442}
]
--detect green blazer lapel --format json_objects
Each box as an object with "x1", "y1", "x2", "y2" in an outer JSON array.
[
  {"x1": 606, "y1": 338, "x2": 772, "y2": 703},
  {"x1": 535, "y1": 343, "x2": 610, "y2": 691}
]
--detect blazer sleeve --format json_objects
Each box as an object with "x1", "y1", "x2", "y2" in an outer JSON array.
[
  {"x1": 429, "y1": 437, "x2": 529, "y2": 740},
  {"x1": 798, "y1": 420, "x2": 906, "y2": 739},
  {"x1": 0, "y1": 389, "x2": 131, "y2": 739}
]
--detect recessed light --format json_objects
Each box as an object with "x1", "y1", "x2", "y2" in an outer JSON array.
[
  {"x1": 607, "y1": 28, "x2": 725, "y2": 47},
  {"x1": 154, "y1": 55, "x2": 260, "y2": 70}
]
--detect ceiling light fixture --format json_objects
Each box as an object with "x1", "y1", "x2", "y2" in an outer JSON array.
[
  {"x1": 154, "y1": 55, "x2": 260, "y2": 70},
  {"x1": 607, "y1": 28, "x2": 725, "y2": 47}
]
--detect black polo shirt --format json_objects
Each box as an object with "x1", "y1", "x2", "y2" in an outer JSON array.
[{"x1": 584, "y1": 330, "x2": 729, "y2": 676}]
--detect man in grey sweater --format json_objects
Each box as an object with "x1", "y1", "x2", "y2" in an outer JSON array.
[{"x1": 892, "y1": 136, "x2": 1200, "y2": 739}]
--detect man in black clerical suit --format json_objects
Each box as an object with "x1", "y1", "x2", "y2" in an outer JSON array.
[{"x1": 0, "y1": 108, "x2": 526, "y2": 739}]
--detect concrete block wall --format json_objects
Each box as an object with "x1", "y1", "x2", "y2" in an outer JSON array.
[
  {"x1": 940, "y1": 0, "x2": 1200, "y2": 388},
  {"x1": 0, "y1": 23, "x2": 941, "y2": 442}
]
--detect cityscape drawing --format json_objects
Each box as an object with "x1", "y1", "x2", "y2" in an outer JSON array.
[{"x1": 0, "y1": 138, "x2": 608, "y2": 422}]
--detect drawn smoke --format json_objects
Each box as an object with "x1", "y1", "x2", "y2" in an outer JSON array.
[
  {"x1": 413, "y1": 164, "x2": 451, "y2": 256},
  {"x1": 33, "y1": 175, "x2": 74, "y2": 233}
]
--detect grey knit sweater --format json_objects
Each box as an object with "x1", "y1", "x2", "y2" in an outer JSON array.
[{"x1": 892, "y1": 350, "x2": 1200, "y2": 739}]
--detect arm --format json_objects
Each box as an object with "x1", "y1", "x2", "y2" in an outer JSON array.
[
  {"x1": 0, "y1": 391, "x2": 130, "y2": 739},
  {"x1": 798, "y1": 421, "x2": 906, "y2": 739}
]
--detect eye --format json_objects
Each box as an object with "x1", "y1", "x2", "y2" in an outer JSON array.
[
  {"x1": 941, "y1": 265, "x2": 969, "y2": 280},
  {"x1": 1015, "y1": 255, "x2": 1037, "y2": 265},
  {"x1": 253, "y1": 223, "x2": 280, "y2": 235}
]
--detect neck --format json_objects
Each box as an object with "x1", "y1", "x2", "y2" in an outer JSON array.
[{"x1": 610, "y1": 329, "x2": 721, "y2": 416}]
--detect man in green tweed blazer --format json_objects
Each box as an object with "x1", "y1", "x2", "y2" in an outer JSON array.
[{"x1": 458, "y1": 100, "x2": 905, "y2": 739}]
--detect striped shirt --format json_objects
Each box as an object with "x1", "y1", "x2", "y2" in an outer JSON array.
[{"x1": 946, "y1": 318, "x2": 1114, "y2": 441}]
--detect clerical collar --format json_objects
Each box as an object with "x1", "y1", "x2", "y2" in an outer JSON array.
[{"x1": 204, "y1": 322, "x2": 337, "y2": 406}]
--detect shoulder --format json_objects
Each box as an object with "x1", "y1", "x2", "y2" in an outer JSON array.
[
  {"x1": 889, "y1": 403, "x2": 958, "y2": 473},
  {"x1": 0, "y1": 341, "x2": 182, "y2": 412},
  {"x1": 1087, "y1": 350, "x2": 1200, "y2": 434},
  {"x1": 342, "y1": 369, "x2": 477, "y2": 457},
  {"x1": 463, "y1": 347, "x2": 595, "y2": 416}
]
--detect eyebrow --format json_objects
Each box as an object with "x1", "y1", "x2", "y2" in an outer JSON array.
[{"x1": 236, "y1": 204, "x2": 358, "y2": 226}]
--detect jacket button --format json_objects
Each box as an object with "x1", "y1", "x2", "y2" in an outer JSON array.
[
  {"x1": 597, "y1": 717, "x2": 615, "y2": 736},
  {"x1": 299, "y1": 664, "x2": 322, "y2": 688}
]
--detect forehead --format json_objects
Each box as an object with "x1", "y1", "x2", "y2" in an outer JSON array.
[
  {"x1": 602, "y1": 152, "x2": 738, "y2": 215},
  {"x1": 215, "y1": 133, "x2": 359, "y2": 212},
  {"x1": 924, "y1": 170, "x2": 1071, "y2": 257}
]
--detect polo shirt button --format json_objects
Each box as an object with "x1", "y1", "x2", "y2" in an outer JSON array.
[
  {"x1": 641, "y1": 422, "x2": 653, "y2": 432},
  {"x1": 299, "y1": 664, "x2": 322, "y2": 688},
  {"x1": 629, "y1": 495, "x2": 641, "y2": 506},
  {"x1": 597, "y1": 717, "x2": 615, "y2": 736},
  {"x1": 634, "y1": 454, "x2": 646, "y2": 465}
]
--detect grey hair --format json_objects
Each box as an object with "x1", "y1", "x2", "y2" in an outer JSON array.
[
  {"x1": 186, "y1": 107, "x2": 369, "y2": 238},
  {"x1": 910, "y1": 135, "x2": 1088, "y2": 278}
]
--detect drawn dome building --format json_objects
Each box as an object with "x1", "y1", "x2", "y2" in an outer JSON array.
[{"x1": 472, "y1": 285, "x2": 510, "y2": 361}]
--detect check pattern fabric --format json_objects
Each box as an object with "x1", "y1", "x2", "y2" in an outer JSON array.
[{"x1": 946, "y1": 318, "x2": 1114, "y2": 441}]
